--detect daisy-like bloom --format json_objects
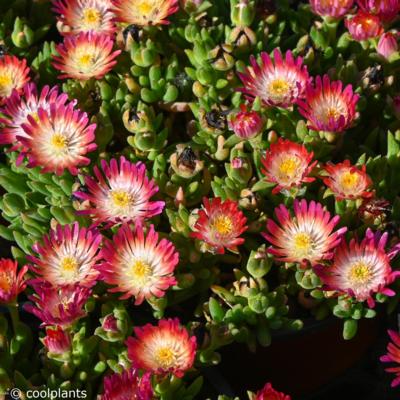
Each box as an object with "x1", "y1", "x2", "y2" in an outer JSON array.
[
  {"x1": 255, "y1": 382, "x2": 291, "y2": 400},
  {"x1": 191, "y1": 197, "x2": 248, "y2": 254},
  {"x1": 74, "y1": 156, "x2": 164, "y2": 226},
  {"x1": 0, "y1": 83, "x2": 70, "y2": 152},
  {"x1": 99, "y1": 224, "x2": 178, "y2": 305},
  {"x1": 0, "y1": 55, "x2": 30, "y2": 103},
  {"x1": 357, "y1": 0, "x2": 400, "y2": 21},
  {"x1": 377, "y1": 32, "x2": 399, "y2": 59},
  {"x1": 261, "y1": 138, "x2": 317, "y2": 195},
  {"x1": 42, "y1": 326, "x2": 72, "y2": 355},
  {"x1": 315, "y1": 229, "x2": 400, "y2": 307},
  {"x1": 100, "y1": 368, "x2": 153, "y2": 400},
  {"x1": 0, "y1": 259, "x2": 28, "y2": 304},
  {"x1": 25, "y1": 283, "x2": 91, "y2": 327},
  {"x1": 322, "y1": 160, "x2": 373, "y2": 200},
  {"x1": 262, "y1": 200, "x2": 347, "y2": 265},
  {"x1": 310, "y1": 0, "x2": 354, "y2": 18},
  {"x1": 380, "y1": 330, "x2": 400, "y2": 387},
  {"x1": 52, "y1": 31, "x2": 121, "y2": 80},
  {"x1": 298, "y1": 75, "x2": 359, "y2": 133},
  {"x1": 345, "y1": 11, "x2": 384, "y2": 41},
  {"x1": 238, "y1": 49, "x2": 310, "y2": 108},
  {"x1": 228, "y1": 104, "x2": 264, "y2": 140},
  {"x1": 112, "y1": 0, "x2": 179, "y2": 26},
  {"x1": 27, "y1": 223, "x2": 102, "y2": 288},
  {"x1": 53, "y1": 0, "x2": 116, "y2": 36},
  {"x1": 126, "y1": 318, "x2": 197, "y2": 378},
  {"x1": 18, "y1": 102, "x2": 97, "y2": 176}
]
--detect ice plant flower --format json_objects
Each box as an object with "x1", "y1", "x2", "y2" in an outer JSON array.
[
  {"x1": 377, "y1": 32, "x2": 399, "y2": 59},
  {"x1": 261, "y1": 138, "x2": 316, "y2": 194},
  {"x1": 345, "y1": 11, "x2": 383, "y2": 41},
  {"x1": 263, "y1": 200, "x2": 347, "y2": 265},
  {"x1": 298, "y1": 75, "x2": 359, "y2": 133},
  {"x1": 52, "y1": 31, "x2": 121, "y2": 80},
  {"x1": 53, "y1": 0, "x2": 116, "y2": 36},
  {"x1": 27, "y1": 223, "x2": 102, "y2": 288},
  {"x1": 0, "y1": 55, "x2": 30, "y2": 103},
  {"x1": 309, "y1": 0, "x2": 354, "y2": 18},
  {"x1": 126, "y1": 318, "x2": 197, "y2": 377},
  {"x1": 74, "y1": 156, "x2": 164, "y2": 226},
  {"x1": 228, "y1": 104, "x2": 264, "y2": 140},
  {"x1": 322, "y1": 160, "x2": 373, "y2": 200},
  {"x1": 357, "y1": 0, "x2": 400, "y2": 21},
  {"x1": 19, "y1": 102, "x2": 97, "y2": 175},
  {"x1": 99, "y1": 224, "x2": 178, "y2": 305},
  {"x1": 0, "y1": 83, "x2": 70, "y2": 153},
  {"x1": 112, "y1": 0, "x2": 179, "y2": 26},
  {"x1": 100, "y1": 368, "x2": 153, "y2": 400},
  {"x1": 380, "y1": 330, "x2": 400, "y2": 387},
  {"x1": 238, "y1": 49, "x2": 310, "y2": 108},
  {"x1": 315, "y1": 230, "x2": 400, "y2": 307},
  {"x1": 25, "y1": 283, "x2": 91, "y2": 326},
  {"x1": 0, "y1": 259, "x2": 28, "y2": 304},
  {"x1": 191, "y1": 197, "x2": 248, "y2": 254},
  {"x1": 42, "y1": 326, "x2": 72, "y2": 355},
  {"x1": 255, "y1": 382, "x2": 291, "y2": 400}
]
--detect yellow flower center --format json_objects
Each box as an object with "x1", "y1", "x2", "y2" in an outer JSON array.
[
  {"x1": 51, "y1": 133, "x2": 67, "y2": 150},
  {"x1": 278, "y1": 156, "x2": 300, "y2": 179},
  {"x1": 111, "y1": 190, "x2": 131, "y2": 208},
  {"x1": 268, "y1": 79, "x2": 290, "y2": 96},
  {"x1": 348, "y1": 261, "x2": 372, "y2": 285},
  {"x1": 212, "y1": 215, "x2": 233, "y2": 235},
  {"x1": 325, "y1": 107, "x2": 340, "y2": 121},
  {"x1": 82, "y1": 7, "x2": 101, "y2": 26},
  {"x1": 340, "y1": 171, "x2": 359, "y2": 190},
  {"x1": 293, "y1": 232, "x2": 314, "y2": 258},
  {"x1": 77, "y1": 53, "x2": 94, "y2": 69},
  {"x1": 60, "y1": 256, "x2": 79, "y2": 273},
  {"x1": 138, "y1": 1, "x2": 153, "y2": 14},
  {"x1": 0, "y1": 272, "x2": 12, "y2": 292},
  {"x1": 130, "y1": 260, "x2": 152, "y2": 282},
  {"x1": 155, "y1": 347, "x2": 175, "y2": 369},
  {"x1": 0, "y1": 73, "x2": 12, "y2": 91}
]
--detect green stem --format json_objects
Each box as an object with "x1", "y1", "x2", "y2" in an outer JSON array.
[{"x1": 7, "y1": 303, "x2": 19, "y2": 333}]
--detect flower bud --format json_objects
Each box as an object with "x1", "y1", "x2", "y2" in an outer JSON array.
[
  {"x1": 377, "y1": 31, "x2": 398, "y2": 59},
  {"x1": 42, "y1": 326, "x2": 71, "y2": 361},
  {"x1": 95, "y1": 310, "x2": 128, "y2": 342},
  {"x1": 228, "y1": 105, "x2": 264, "y2": 139}
]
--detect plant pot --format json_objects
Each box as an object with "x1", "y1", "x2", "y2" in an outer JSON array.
[{"x1": 217, "y1": 317, "x2": 380, "y2": 398}]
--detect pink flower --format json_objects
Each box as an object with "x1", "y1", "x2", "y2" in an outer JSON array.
[
  {"x1": 98, "y1": 224, "x2": 179, "y2": 305},
  {"x1": 100, "y1": 368, "x2": 153, "y2": 400},
  {"x1": 377, "y1": 32, "x2": 399, "y2": 59},
  {"x1": 298, "y1": 75, "x2": 359, "y2": 133},
  {"x1": 126, "y1": 318, "x2": 197, "y2": 378},
  {"x1": 228, "y1": 104, "x2": 264, "y2": 140},
  {"x1": 53, "y1": 0, "x2": 116, "y2": 36},
  {"x1": 263, "y1": 200, "x2": 347, "y2": 265},
  {"x1": 0, "y1": 259, "x2": 28, "y2": 304},
  {"x1": 27, "y1": 223, "x2": 102, "y2": 288},
  {"x1": 310, "y1": 0, "x2": 355, "y2": 18},
  {"x1": 357, "y1": 0, "x2": 400, "y2": 22},
  {"x1": 0, "y1": 83, "x2": 70, "y2": 154},
  {"x1": 53, "y1": 31, "x2": 121, "y2": 80},
  {"x1": 345, "y1": 11, "x2": 384, "y2": 41},
  {"x1": 238, "y1": 49, "x2": 310, "y2": 108},
  {"x1": 315, "y1": 229, "x2": 400, "y2": 307},
  {"x1": 322, "y1": 160, "x2": 373, "y2": 200},
  {"x1": 0, "y1": 55, "x2": 30, "y2": 103},
  {"x1": 261, "y1": 138, "x2": 316, "y2": 194},
  {"x1": 256, "y1": 382, "x2": 291, "y2": 400},
  {"x1": 18, "y1": 102, "x2": 97, "y2": 176},
  {"x1": 191, "y1": 197, "x2": 248, "y2": 254},
  {"x1": 42, "y1": 326, "x2": 72, "y2": 355},
  {"x1": 25, "y1": 283, "x2": 91, "y2": 327},
  {"x1": 74, "y1": 156, "x2": 164, "y2": 226},
  {"x1": 380, "y1": 329, "x2": 400, "y2": 387}
]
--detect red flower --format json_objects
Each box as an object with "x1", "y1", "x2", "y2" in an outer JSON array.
[
  {"x1": 126, "y1": 318, "x2": 197, "y2": 378},
  {"x1": 256, "y1": 382, "x2": 291, "y2": 400},
  {"x1": 381, "y1": 329, "x2": 400, "y2": 387},
  {"x1": 357, "y1": 0, "x2": 400, "y2": 21},
  {"x1": 322, "y1": 160, "x2": 373, "y2": 200},
  {"x1": 42, "y1": 326, "x2": 72, "y2": 355},
  {"x1": 0, "y1": 55, "x2": 30, "y2": 103},
  {"x1": 0, "y1": 259, "x2": 28, "y2": 304},
  {"x1": 345, "y1": 11, "x2": 384, "y2": 41},
  {"x1": 261, "y1": 138, "x2": 316, "y2": 194},
  {"x1": 191, "y1": 197, "x2": 248, "y2": 254},
  {"x1": 228, "y1": 104, "x2": 264, "y2": 140}
]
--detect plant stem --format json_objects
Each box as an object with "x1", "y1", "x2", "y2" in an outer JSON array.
[{"x1": 7, "y1": 303, "x2": 19, "y2": 333}]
